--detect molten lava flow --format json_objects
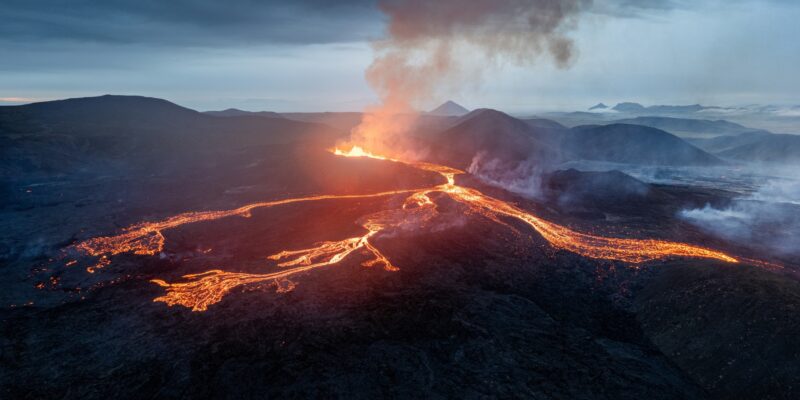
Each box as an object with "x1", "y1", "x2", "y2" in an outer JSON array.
[
  {"x1": 333, "y1": 145, "x2": 390, "y2": 160},
  {"x1": 152, "y1": 226, "x2": 396, "y2": 312},
  {"x1": 74, "y1": 188, "x2": 423, "y2": 257},
  {"x1": 443, "y1": 185, "x2": 738, "y2": 264},
  {"x1": 333, "y1": 145, "x2": 737, "y2": 264},
  {"x1": 75, "y1": 146, "x2": 739, "y2": 312},
  {"x1": 146, "y1": 191, "x2": 440, "y2": 311}
]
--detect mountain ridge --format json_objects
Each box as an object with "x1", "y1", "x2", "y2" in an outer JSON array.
[
  {"x1": 429, "y1": 100, "x2": 469, "y2": 116},
  {"x1": 204, "y1": 108, "x2": 284, "y2": 119},
  {"x1": 564, "y1": 123, "x2": 722, "y2": 166}
]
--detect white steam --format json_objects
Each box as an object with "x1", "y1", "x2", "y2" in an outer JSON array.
[
  {"x1": 680, "y1": 178, "x2": 800, "y2": 256},
  {"x1": 468, "y1": 152, "x2": 546, "y2": 198}
]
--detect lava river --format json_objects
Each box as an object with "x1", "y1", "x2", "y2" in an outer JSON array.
[{"x1": 73, "y1": 147, "x2": 738, "y2": 311}]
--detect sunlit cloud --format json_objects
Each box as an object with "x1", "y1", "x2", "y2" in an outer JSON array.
[{"x1": 0, "y1": 97, "x2": 37, "y2": 103}]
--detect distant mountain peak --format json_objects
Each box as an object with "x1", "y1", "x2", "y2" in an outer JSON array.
[
  {"x1": 429, "y1": 100, "x2": 469, "y2": 116},
  {"x1": 204, "y1": 108, "x2": 284, "y2": 118},
  {"x1": 589, "y1": 103, "x2": 608, "y2": 111},
  {"x1": 18, "y1": 94, "x2": 200, "y2": 118},
  {"x1": 611, "y1": 102, "x2": 708, "y2": 114},
  {"x1": 458, "y1": 108, "x2": 521, "y2": 125},
  {"x1": 612, "y1": 102, "x2": 646, "y2": 112}
]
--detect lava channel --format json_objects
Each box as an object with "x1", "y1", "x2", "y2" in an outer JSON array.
[{"x1": 73, "y1": 145, "x2": 738, "y2": 311}]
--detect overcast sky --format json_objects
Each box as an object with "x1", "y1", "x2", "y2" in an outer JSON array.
[{"x1": 0, "y1": 0, "x2": 797, "y2": 112}]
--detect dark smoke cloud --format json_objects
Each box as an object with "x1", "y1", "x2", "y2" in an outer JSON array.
[
  {"x1": 1, "y1": 0, "x2": 789, "y2": 48},
  {"x1": 349, "y1": 0, "x2": 591, "y2": 156},
  {"x1": 378, "y1": 0, "x2": 589, "y2": 67}
]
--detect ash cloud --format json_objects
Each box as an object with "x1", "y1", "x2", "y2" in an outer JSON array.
[
  {"x1": 1, "y1": 0, "x2": 771, "y2": 49},
  {"x1": 348, "y1": 0, "x2": 591, "y2": 156},
  {"x1": 0, "y1": 0, "x2": 696, "y2": 48}
]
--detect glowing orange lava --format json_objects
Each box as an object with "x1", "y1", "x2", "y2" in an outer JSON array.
[
  {"x1": 332, "y1": 145, "x2": 390, "y2": 160},
  {"x1": 151, "y1": 227, "x2": 395, "y2": 312},
  {"x1": 74, "y1": 188, "x2": 423, "y2": 257},
  {"x1": 74, "y1": 146, "x2": 738, "y2": 311}
]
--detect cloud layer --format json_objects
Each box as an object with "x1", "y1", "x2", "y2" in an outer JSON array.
[
  {"x1": 1, "y1": 0, "x2": 798, "y2": 111},
  {"x1": 680, "y1": 178, "x2": 800, "y2": 257},
  {"x1": 0, "y1": 0, "x2": 381, "y2": 46}
]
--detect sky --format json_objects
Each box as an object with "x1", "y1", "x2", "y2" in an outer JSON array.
[{"x1": 0, "y1": 0, "x2": 798, "y2": 112}]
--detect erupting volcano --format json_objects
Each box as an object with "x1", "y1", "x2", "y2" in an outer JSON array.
[
  {"x1": 73, "y1": 145, "x2": 737, "y2": 312},
  {"x1": 5, "y1": 0, "x2": 800, "y2": 397},
  {"x1": 6, "y1": 0, "x2": 800, "y2": 397}
]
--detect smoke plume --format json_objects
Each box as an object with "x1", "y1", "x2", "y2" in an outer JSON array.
[
  {"x1": 679, "y1": 178, "x2": 800, "y2": 257},
  {"x1": 468, "y1": 152, "x2": 547, "y2": 198},
  {"x1": 347, "y1": 0, "x2": 592, "y2": 157}
]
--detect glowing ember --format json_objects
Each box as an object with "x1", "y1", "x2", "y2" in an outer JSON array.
[
  {"x1": 74, "y1": 147, "x2": 739, "y2": 312},
  {"x1": 86, "y1": 256, "x2": 111, "y2": 274}
]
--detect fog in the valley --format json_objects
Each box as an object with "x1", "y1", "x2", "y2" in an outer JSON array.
[{"x1": 680, "y1": 173, "x2": 800, "y2": 256}]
